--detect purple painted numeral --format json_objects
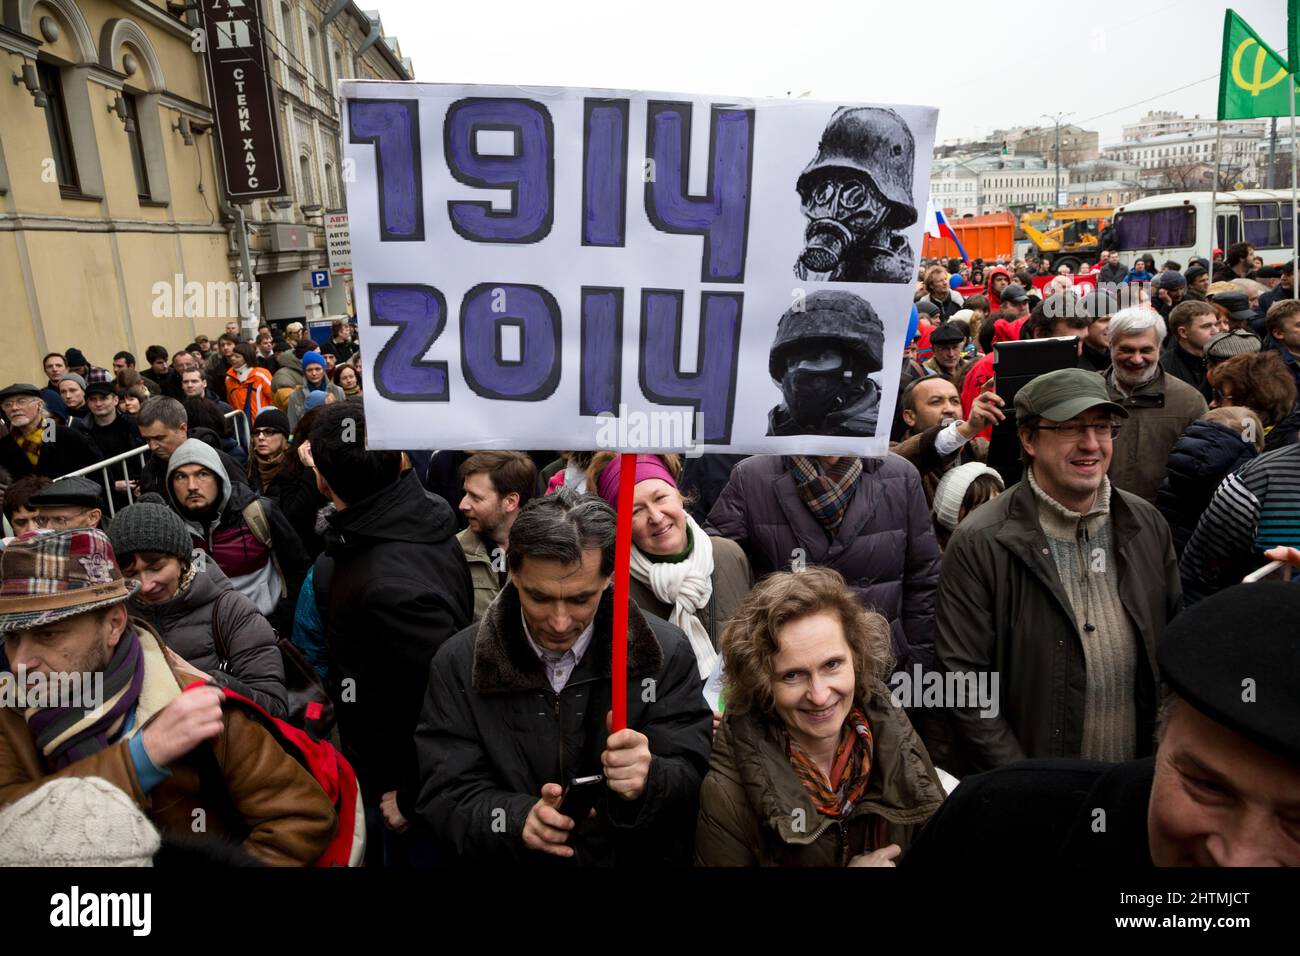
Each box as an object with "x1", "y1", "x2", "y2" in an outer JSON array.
[
  {"x1": 460, "y1": 284, "x2": 561, "y2": 401},
  {"x1": 580, "y1": 287, "x2": 623, "y2": 415},
  {"x1": 444, "y1": 99, "x2": 554, "y2": 244},
  {"x1": 348, "y1": 99, "x2": 423, "y2": 241},
  {"x1": 645, "y1": 103, "x2": 754, "y2": 282},
  {"x1": 582, "y1": 100, "x2": 629, "y2": 246},
  {"x1": 639, "y1": 290, "x2": 743, "y2": 444},
  {"x1": 369, "y1": 285, "x2": 448, "y2": 400}
]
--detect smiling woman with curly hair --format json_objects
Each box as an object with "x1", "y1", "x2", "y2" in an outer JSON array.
[{"x1": 695, "y1": 567, "x2": 945, "y2": 867}]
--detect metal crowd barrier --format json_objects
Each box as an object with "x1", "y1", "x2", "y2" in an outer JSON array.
[{"x1": 54, "y1": 409, "x2": 250, "y2": 519}]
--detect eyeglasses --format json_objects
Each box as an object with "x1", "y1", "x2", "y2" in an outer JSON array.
[
  {"x1": 1037, "y1": 421, "x2": 1121, "y2": 439},
  {"x1": 39, "y1": 510, "x2": 90, "y2": 529},
  {"x1": 253, "y1": 428, "x2": 282, "y2": 438}
]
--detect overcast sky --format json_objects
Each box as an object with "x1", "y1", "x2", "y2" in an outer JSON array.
[{"x1": 377, "y1": 0, "x2": 1293, "y2": 146}]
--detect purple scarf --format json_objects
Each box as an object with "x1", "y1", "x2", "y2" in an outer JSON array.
[{"x1": 25, "y1": 626, "x2": 146, "y2": 769}]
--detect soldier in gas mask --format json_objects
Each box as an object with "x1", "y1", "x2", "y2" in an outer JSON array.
[
  {"x1": 794, "y1": 107, "x2": 917, "y2": 283},
  {"x1": 766, "y1": 291, "x2": 885, "y2": 437}
]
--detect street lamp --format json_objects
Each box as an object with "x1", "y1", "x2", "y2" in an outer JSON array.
[{"x1": 1042, "y1": 112, "x2": 1074, "y2": 208}]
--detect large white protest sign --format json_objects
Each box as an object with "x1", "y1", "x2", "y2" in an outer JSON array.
[{"x1": 342, "y1": 82, "x2": 936, "y2": 455}]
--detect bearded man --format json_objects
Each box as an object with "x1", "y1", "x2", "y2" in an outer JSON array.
[{"x1": 1103, "y1": 309, "x2": 1207, "y2": 503}]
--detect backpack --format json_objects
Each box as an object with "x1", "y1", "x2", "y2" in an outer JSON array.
[
  {"x1": 190, "y1": 682, "x2": 365, "y2": 867},
  {"x1": 240, "y1": 497, "x2": 285, "y2": 595},
  {"x1": 210, "y1": 588, "x2": 337, "y2": 737}
]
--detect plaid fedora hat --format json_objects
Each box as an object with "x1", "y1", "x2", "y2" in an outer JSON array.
[{"x1": 0, "y1": 529, "x2": 138, "y2": 633}]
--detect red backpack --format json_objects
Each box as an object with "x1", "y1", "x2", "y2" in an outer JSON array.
[{"x1": 188, "y1": 682, "x2": 365, "y2": 867}]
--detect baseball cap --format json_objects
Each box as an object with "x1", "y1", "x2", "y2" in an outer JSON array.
[{"x1": 1001, "y1": 284, "x2": 1029, "y2": 305}]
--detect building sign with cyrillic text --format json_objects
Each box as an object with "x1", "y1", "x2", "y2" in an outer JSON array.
[{"x1": 198, "y1": 0, "x2": 285, "y2": 200}]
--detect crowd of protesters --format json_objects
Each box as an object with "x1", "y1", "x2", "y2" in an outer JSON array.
[{"x1": 0, "y1": 253, "x2": 1298, "y2": 869}]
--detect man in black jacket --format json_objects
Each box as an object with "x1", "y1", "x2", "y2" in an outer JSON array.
[
  {"x1": 0, "y1": 384, "x2": 101, "y2": 481},
  {"x1": 415, "y1": 489, "x2": 712, "y2": 865},
  {"x1": 308, "y1": 403, "x2": 473, "y2": 866},
  {"x1": 904, "y1": 581, "x2": 1300, "y2": 867},
  {"x1": 1159, "y1": 300, "x2": 1217, "y2": 399},
  {"x1": 82, "y1": 381, "x2": 145, "y2": 508},
  {"x1": 1096, "y1": 251, "x2": 1126, "y2": 287}
]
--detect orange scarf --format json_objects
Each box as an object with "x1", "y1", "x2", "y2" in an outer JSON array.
[{"x1": 785, "y1": 706, "x2": 874, "y2": 818}]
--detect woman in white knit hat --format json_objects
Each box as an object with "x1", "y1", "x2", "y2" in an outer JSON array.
[{"x1": 931, "y1": 461, "x2": 1004, "y2": 550}]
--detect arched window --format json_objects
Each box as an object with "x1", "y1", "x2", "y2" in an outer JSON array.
[
  {"x1": 324, "y1": 161, "x2": 337, "y2": 207},
  {"x1": 299, "y1": 154, "x2": 314, "y2": 204},
  {"x1": 306, "y1": 25, "x2": 318, "y2": 78},
  {"x1": 280, "y1": 2, "x2": 296, "y2": 56}
]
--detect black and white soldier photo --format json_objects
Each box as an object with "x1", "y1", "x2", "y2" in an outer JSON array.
[
  {"x1": 766, "y1": 290, "x2": 885, "y2": 437},
  {"x1": 793, "y1": 107, "x2": 918, "y2": 283}
]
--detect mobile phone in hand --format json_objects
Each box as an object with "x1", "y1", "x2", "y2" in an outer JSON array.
[{"x1": 557, "y1": 774, "x2": 603, "y2": 822}]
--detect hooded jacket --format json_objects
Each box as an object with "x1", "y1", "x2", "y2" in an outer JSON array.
[
  {"x1": 165, "y1": 439, "x2": 308, "y2": 627},
  {"x1": 128, "y1": 559, "x2": 287, "y2": 717},
  {"x1": 695, "y1": 683, "x2": 944, "y2": 866},
  {"x1": 414, "y1": 584, "x2": 712, "y2": 865},
  {"x1": 270, "y1": 351, "x2": 306, "y2": 393},
  {"x1": 707, "y1": 454, "x2": 941, "y2": 675},
  {"x1": 322, "y1": 470, "x2": 473, "y2": 817},
  {"x1": 138, "y1": 435, "x2": 247, "y2": 498},
  {"x1": 0, "y1": 623, "x2": 334, "y2": 865},
  {"x1": 983, "y1": 265, "x2": 1011, "y2": 310},
  {"x1": 1104, "y1": 365, "x2": 1208, "y2": 503}
]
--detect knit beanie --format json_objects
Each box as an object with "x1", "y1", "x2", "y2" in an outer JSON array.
[
  {"x1": 254, "y1": 407, "x2": 291, "y2": 436},
  {"x1": 107, "y1": 493, "x2": 195, "y2": 562},
  {"x1": 933, "y1": 461, "x2": 1005, "y2": 532},
  {"x1": 303, "y1": 389, "x2": 328, "y2": 412},
  {"x1": 0, "y1": 776, "x2": 160, "y2": 866},
  {"x1": 302, "y1": 351, "x2": 326, "y2": 371},
  {"x1": 59, "y1": 372, "x2": 87, "y2": 391}
]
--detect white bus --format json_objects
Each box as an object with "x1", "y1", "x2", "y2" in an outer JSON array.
[{"x1": 1111, "y1": 190, "x2": 1298, "y2": 267}]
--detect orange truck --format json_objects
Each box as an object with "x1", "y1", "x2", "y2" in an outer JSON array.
[{"x1": 922, "y1": 211, "x2": 1016, "y2": 262}]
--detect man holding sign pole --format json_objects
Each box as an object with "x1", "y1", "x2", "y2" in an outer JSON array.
[{"x1": 415, "y1": 490, "x2": 712, "y2": 864}]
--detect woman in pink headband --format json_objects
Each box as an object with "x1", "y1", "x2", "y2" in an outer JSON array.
[{"x1": 586, "y1": 453, "x2": 752, "y2": 728}]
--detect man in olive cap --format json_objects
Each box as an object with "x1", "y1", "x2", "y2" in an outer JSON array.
[
  {"x1": 765, "y1": 291, "x2": 885, "y2": 437},
  {"x1": 906, "y1": 580, "x2": 1300, "y2": 866},
  {"x1": 936, "y1": 367, "x2": 1180, "y2": 773}
]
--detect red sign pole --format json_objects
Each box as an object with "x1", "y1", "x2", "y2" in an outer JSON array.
[{"x1": 610, "y1": 452, "x2": 636, "y2": 731}]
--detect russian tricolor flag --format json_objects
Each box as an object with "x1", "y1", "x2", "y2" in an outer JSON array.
[{"x1": 924, "y1": 198, "x2": 969, "y2": 264}]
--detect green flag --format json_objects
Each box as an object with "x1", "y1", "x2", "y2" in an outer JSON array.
[{"x1": 1219, "y1": 8, "x2": 1299, "y2": 120}]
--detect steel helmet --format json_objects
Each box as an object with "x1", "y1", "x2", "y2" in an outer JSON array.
[
  {"x1": 797, "y1": 107, "x2": 917, "y2": 229},
  {"x1": 769, "y1": 291, "x2": 885, "y2": 380}
]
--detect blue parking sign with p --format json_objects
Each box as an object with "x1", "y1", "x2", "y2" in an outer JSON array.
[{"x1": 311, "y1": 269, "x2": 330, "y2": 289}]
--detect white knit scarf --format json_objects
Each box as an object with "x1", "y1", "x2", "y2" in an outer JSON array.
[{"x1": 629, "y1": 514, "x2": 717, "y2": 678}]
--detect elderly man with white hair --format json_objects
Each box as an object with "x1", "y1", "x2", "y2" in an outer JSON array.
[{"x1": 1103, "y1": 308, "x2": 1208, "y2": 502}]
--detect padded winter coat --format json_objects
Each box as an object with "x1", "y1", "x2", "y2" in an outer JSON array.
[
  {"x1": 707, "y1": 454, "x2": 941, "y2": 674},
  {"x1": 127, "y1": 560, "x2": 287, "y2": 717},
  {"x1": 1156, "y1": 420, "x2": 1258, "y2": 555}
]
